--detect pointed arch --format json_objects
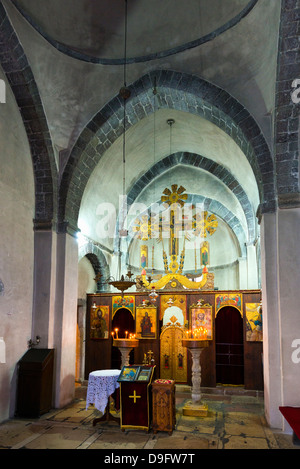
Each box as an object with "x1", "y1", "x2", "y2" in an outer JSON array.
[
  {"x1": 126, "y1": 152, "x2": 256, "y2": 244},
  {"x1": 78, "y1": 243, "x2": 110, "y2": 292},
  {"x1": 60, "y1": 70, "x2": 275, "y2": 231},
  {"x1": 0, "y1": 3, "x2": 57, "y2": 229}
]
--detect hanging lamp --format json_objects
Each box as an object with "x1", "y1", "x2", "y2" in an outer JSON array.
[{"x1": 108, "y1": 0, "x2": 148, "y2": 295}]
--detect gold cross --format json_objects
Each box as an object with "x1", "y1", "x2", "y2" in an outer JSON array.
[{"x1": 129, "y1": 390, "x2": 141, "y2": 403}]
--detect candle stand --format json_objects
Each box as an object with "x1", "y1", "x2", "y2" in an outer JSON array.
[
  {"x1": 181, "y1": 338, "x2": 209, "y2": 417},
  {"x1": 113, "y1": 338, "x2": 139, "y2": 368}
]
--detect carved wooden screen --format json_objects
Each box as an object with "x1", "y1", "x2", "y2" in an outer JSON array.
[{"x1": 160, "y1": 325, "x2": 187, "y2": 382}]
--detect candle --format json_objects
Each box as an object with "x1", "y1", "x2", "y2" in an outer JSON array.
[
  {"x1": 125, "y1": 331, "x2": 128, "y2": 339},
  {"x1": 115, "y1": 328, "x2": 119, "y2": 339},
  {"x1": 111, "y1": 331, "x2": 114, "y2": 339}
]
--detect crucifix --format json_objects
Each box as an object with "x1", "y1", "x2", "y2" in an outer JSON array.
[
  {"x1": 129, "y1": 390, "x2": 141, "y2": 403},
  {"x1": 160, "y1": 184, "x2": 189, "y2": 274}
]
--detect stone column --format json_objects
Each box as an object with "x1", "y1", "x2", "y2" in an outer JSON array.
[
  {"x1": 32, "y1": 222, "x2": 79, "y2": 410},
  {"x1": 118, "y1": 347, "x2": 132, "y2": 368},
  {"x1": 260, "y1": 212, "x2": 282, "y2": 429},
  {"x1": 53, "y1": 230, "x2": 79, "y2": 409},
  {"x1": 190, "y1": 348, "x2": 202, "y2": 403},
  {"x1": 261, "y1": 209, "x2": 300, "y2": 432},
  {"x1": 238, "y1": 256, "x2": 247, "y2": 289},
  {"x1": 246, "y1": 242, "x2": 258, "y2": 289},
  {"x1": 31, "y1": 225, "x2": 57, "y2": 349},
  {"x1": 277, "y1": 208, "x2": 300, "y2": 433}
]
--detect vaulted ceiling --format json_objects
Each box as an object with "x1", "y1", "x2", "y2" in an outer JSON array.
[{"x1": 2, "y1": 0, "x2": 281, "y2": 264}]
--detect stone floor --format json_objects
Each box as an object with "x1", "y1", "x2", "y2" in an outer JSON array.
[{"x1": 0, "y1": 384, "x2": 299, "y2": 451}]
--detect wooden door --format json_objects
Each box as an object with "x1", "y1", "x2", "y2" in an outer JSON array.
[
  {"x1": 215, "y1": 306, "x2": 244, "y2": 385},
  {"x1": 160, "y1": 325, "x2": 187, "y2": 382}
]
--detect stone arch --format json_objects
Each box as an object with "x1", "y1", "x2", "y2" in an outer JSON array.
[
  {"x1": 126, "y1": 152, "x2": 256, "y2": 244},
  {"x1": 274, "y1": 0, "x2": 300, "y2": 208},
  {"x1": 0, "y1": 3, "x2": 57, "y2": 229},
  {"x1": 60, "y1": 70, "x2": 275, "y2": 230},
  {"x1": 78, "y1": 243, "x2": 110, "y2": 292}
]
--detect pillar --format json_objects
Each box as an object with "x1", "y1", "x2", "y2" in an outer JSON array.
[
  {"x1": 260, "y1": 212, "x2": 282, "y2": 429},
  {"x1": 53, "y1": 230, "x2": 79, "y2": 408},
  {"x1": 238, "y1": 256, "x2": 247, "y2": 289},
  {"x1": 31, "y1": 224, "x2": 79, "y2": 410},
  {"x1": 277, "y1": 208, "x2": 300, "y2": 432},
  {"x1": 31, "y1": 228, "x2": 57, "y2": 348},
  {"x1": 246, "y1": 242, "x2": 258, "y2": 289},
  {"x1": 261, "y1": 208, "x2": 300, "y2": 432}
]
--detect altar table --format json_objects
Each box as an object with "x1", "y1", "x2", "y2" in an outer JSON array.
[{"x1": 86, "y1": 369, "x2": 121, "y2": 425}]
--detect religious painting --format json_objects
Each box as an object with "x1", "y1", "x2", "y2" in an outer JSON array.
[
  {"x1": 160, "y1": 294, "x2": 187, "y2": 326},
  {"x1": 140, "y1": 245, "x2": 148, "y2": 270},
  {"x1": 136, "y1": 305, "x2": 157, "y2": 339},
  {"x1": 215, "y1": 293, "x2": 242, "y2": 317},
  {"x1": 136, "y1": 367, "x2": 153, "y2": 382},
  {"x1": 189, "y1": 303, "x2": 213, "y2": 340},
  {"x1": 246, "y1": 303, "x2": 263, "y2": 342},
  {"x1": 118, "y1": 366, "x2": 140, "y2": 382},
  {"x1": 112, "y1": 295, "x2": 135, "y2": 319},
  {"x1": 200, "y1": 241, "x2": 209, "y2": 267},
  {"x1": 90, "y1": 305, "x2": 109, "y2": 339}
]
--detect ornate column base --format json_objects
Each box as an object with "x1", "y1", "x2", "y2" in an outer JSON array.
[{"x1": 182, "y1": 401, "x2": 208, "y2": 417}]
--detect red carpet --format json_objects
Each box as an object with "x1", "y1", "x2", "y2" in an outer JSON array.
[{"x1": 279, "y1": 406, "x2": 300, "y2": 439}]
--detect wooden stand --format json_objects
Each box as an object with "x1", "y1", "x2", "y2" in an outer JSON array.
[
  {"x1": 119, "y1": 366, "x2": 155, "y2": 432},
  {"x1": 16, "y1": 348, "x2": 54, "y2": 418},
  {"x1": 92, "y1": 389, "x2": 120, "y2": 426},
  {"x1": 152, "y1": 379, "x2": 176, "y2": 435}
]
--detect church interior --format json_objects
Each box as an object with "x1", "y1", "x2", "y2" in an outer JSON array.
[{"x1": 0, "y1": 0, "x2": 300, "y2": 450}]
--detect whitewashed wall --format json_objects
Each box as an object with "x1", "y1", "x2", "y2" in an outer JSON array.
[{"x1": 0, "y1": 70, "x2": 35, "y2": 422}]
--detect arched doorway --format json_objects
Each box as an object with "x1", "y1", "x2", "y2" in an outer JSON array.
[
  {"x1": 111, "y1": 307, "x2": 135, "y2": 369},
  {"x1": 215, "y1": 306, "x2": 244, "y2": 385}
]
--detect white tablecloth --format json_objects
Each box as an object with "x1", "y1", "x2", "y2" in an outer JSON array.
[{"x1": 86, "y1": 369, "x2": 120, "y2": 414}]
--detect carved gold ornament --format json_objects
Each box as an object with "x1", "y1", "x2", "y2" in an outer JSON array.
[{"x1": 192, "y1": 211, "x2": 218, "y2": 238}]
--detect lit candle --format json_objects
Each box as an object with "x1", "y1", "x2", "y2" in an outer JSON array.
[
  {"x1": 111, "y1": 331, "x2": 114, "y2": 339},
  {"x1": 115, "y1": 328, "x2": 119, "y2": 339},
  {"x1": 125, "y1": 331, "x2": 128, "y2": 339}
]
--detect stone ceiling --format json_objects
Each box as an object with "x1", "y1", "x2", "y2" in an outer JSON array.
[{"x1": 1, "y1": 0, "x2": 281, "y2": 255}]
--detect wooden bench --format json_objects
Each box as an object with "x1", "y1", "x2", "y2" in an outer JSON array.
[{"x1": 279, "y1": 406, "x2": 300, "y2": 446}]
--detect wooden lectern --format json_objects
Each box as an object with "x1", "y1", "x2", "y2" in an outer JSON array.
[{"x1": 118, "y1": 365, "x2": 155, "y2": 432}]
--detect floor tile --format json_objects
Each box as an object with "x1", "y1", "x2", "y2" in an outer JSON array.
[
  {"x1": 0, "y1": 385, "x2": 298, "y2": 450},
  {"x1": 88, "y1": 429, "x2": 150, "y2": 449}
]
